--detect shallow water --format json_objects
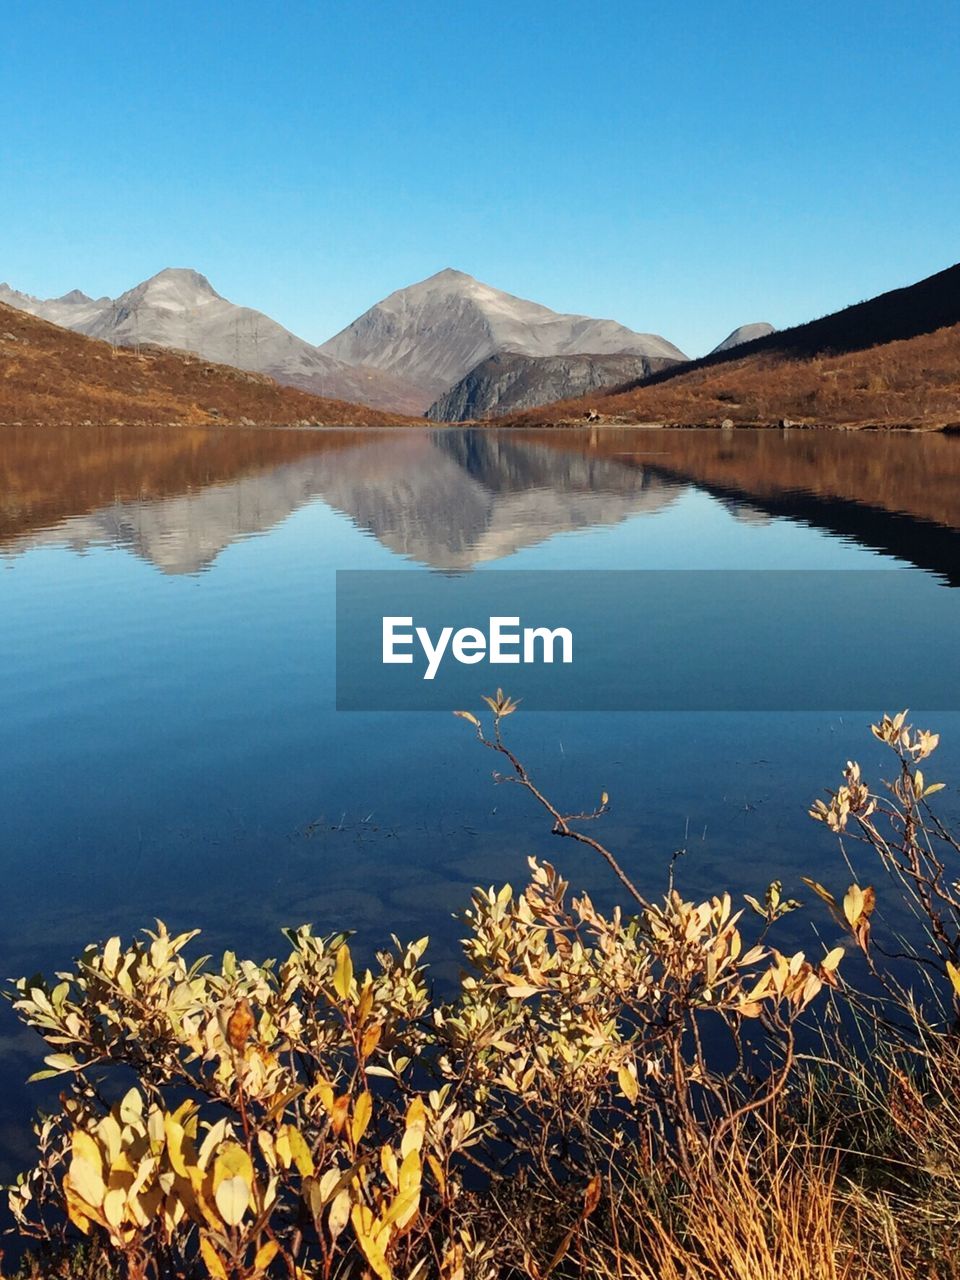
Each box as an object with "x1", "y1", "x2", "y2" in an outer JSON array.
[{"x1": 1, "y1": 422, "x2": 959, "y2": 1174}]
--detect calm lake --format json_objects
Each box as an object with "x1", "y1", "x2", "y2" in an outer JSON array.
[{"x1": 1, "y1": 423, "x2": 959, "y2": 1174}]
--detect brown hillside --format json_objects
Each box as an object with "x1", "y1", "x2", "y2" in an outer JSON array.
[
  {"x1": 0, "y1": 302, "x2": 413, "y2": 427},
  {"x1": 506, "y1": 322, "x2": 960, "y2": 429},
  {"x1": 656, "y1": 260, "x2": 960, "y2": 378}
]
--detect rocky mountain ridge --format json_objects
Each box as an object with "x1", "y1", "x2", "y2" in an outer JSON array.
[
  {"x1": 1, "y1": 266, "x2": 809, "y2": 420},
  {"x1": 319, "y1": 268, "x2": 688, "y2": 402},
  {"x1": 0, "y1": 270, "x2": 427, "y2": 414}
]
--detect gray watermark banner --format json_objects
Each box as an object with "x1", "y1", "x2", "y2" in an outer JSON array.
[{"x1": 335, "y1": 570, "x2": 960, "y2": 711}]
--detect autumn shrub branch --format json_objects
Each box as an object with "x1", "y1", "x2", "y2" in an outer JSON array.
[{"x1": 6, "y1": 705, "x2": 960, "y2": 1279}]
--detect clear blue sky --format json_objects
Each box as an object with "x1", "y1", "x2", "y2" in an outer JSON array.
[{"x1": 3, "y1": 0, "x2": 958, "y2": 356}]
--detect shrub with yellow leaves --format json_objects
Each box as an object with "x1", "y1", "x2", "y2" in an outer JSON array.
[
  {"x1": 808, "y1": 710, "x2": 959, "y2": 1003},
  {"x1": 8, "y1": 920, "x2": 466, "y2": 1280},
  {"x1": 9, "y1": 705, "x2": 960, "y2": 1280}
]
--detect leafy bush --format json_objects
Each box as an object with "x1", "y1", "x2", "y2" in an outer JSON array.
[{"x1": 6, "y1": 705, "x2": 960, "y2": 1279}]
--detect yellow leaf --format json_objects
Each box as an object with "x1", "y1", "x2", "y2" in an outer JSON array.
[
  {"x1": 285, "y1": 1125, "x2": 314, "y2": 1177},
  {"x1": 744, "y1": 972, "x2": 772, "y2": 1003},
  {"x1": 68, "y1": 1156, "x2": 106, "y2": 1211},
  {"x1": 147, "y1": 1106, "x2": 165, "y2": 1154},
  {"x1": 307, "y1": 1078, "x2": 334, "y2": 1116},
  {"x1": 214, "y1": 1175, "x2": 250, "y2": 1227},
  {"x1": 357, "y1": 984, "x2": 374, "y2": 1026},
  {"x1": 119, "y1": 1089, "x2": 143, "y2": 1126},
  {"x1": 801, "y1": 878, "x2": 837, "y2": 910},
  {"x1": 351, "y1": 1204, "x2": 393, "y2": 1280},
  {"x1": 821, "y1": 946, "x2": 845, "y2": 973},
  {"x1": 102, "y1": 1187, "x2": 127, "y2": 1229},
  {"x1": 383, "y1": 1186, "x2": 420, "y2": 1231},
  {"x1": 426, "y1": 1152, "x2": 446, "y2": 1194},
  {"x1": 200, "y1": 1235, "x2": 229, "y2": 1280},
  {"x1": 361, "y1": 1023, "x2": 382, "y2": 1060},
  {"x1": 327, "y1": 1187, "x2": 351, "y2": 1243},
  {"x1": 399, "y1": 1148, "x2": 421, "y2": 1197},
  {"x1": 505, "y1": 980, "x2": 541, "y2": 998},
  {"x1": 254, "y1": 1240, "x2": 280, "y2": 1272},
  {"x1": 453, "y1": 711, "x2": 479, "y2": 727},
  {"x1": 351, "y1": 1091, "x2": 373, "y2": 1146},
  {"x1": 381, "y1": 1143, "x2": 399, "y2": 1189},
  {"x1": 843, "y1": 885, "x2": 865, "y2": 927},
  {"x1": 334, "y1": 945, "x2": 353, "y2": 1001},
  {"x1": 401, "y1": 1097, "x2": 427, "y2": 1158},
  {"x1": 71, "y1": 1129, "x2": 104, "y2": 1177},
  {"x1": 164, "y1": 1114, "x2": 188, "y2": 1177},
  {"x1": 947, "y1": 961, "x2": 960, "y2": 998},
  {"x1": 617, "y1": 1063, "x2": 639, "y2": 1104},
  {"x1": 213, "y1": 1142, "x2": 254, "y2": 1192},
  {"x1": 64, "y1": 1182, "x2": 96, "y2": 1233}
]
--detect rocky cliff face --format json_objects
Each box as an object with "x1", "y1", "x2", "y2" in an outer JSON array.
[
  {"x1": 320, "y1": 268, "x2": 687, "y2": 402},
  {"x1": 426, "y1": 350, "x2": 682, "y2": 421}
]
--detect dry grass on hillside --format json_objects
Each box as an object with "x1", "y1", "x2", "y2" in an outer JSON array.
[
  {"x1": 507, "y1": 323, "x2": 960, "y2": 429},
  {"x1": 0, "y1": 303, "x2": 413, "y2": 427}
]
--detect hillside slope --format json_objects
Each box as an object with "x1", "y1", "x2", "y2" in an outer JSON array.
[
  {"x1": 651, "y1": 260, "x2": 960, "y2": 383},
  {"x1": 0, "y1": 270, "x2": 426, "y2": 414},
  {"x1": 508, "y1": 263, "x2": 960, "y2": 429},
  {"x1": 0, "y1": 302, "x2": 412, "y2": 427}
]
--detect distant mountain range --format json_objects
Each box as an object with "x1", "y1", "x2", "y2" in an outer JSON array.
[
  {"x1": 2, "y1": 266, "x2": 756, "y2": 418},
  {"x1": 0, "y1": 269, "x2": 426, "y2": 414},
  {"x1": 6, "y1": 257, "x2": 956, "y2": 429}
]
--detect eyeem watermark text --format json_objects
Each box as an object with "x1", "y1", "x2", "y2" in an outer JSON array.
[
  {"x1": 336, "y1": 569, "x2": 960, "y2": 710},
  {"x1": 382, "y1": 615, "x2": 574, "y2": 680}
]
